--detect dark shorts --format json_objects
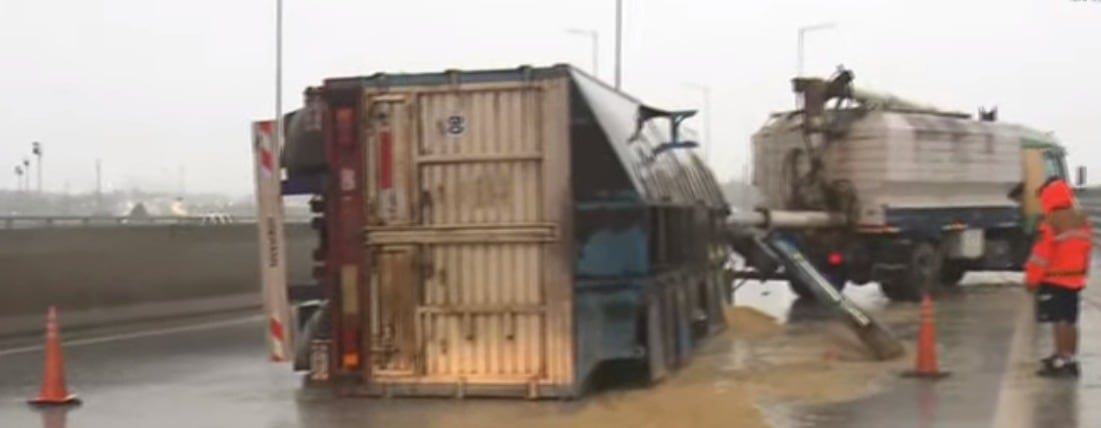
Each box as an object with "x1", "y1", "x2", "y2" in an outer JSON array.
[{"x1": 1035, "y1": 284, "x2": 1081, "y2": 324}]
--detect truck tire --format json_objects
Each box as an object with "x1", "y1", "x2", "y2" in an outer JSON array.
[
  {"x1": 940, "y1": 263, "x2": 967, "y2": 286},
  {"x1": 880, "y1": 242, "x2": 942, "y2": 302}
]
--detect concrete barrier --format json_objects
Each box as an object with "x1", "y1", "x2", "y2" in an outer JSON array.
[
  {"x1": 0, "y1": 223, "x2": 315, "y2": 336},
  {"x1": 0, "y1": 189, "x2": 1098, "y2": 338}
]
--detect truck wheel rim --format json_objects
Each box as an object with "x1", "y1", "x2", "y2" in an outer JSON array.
[{"x1": 913, "y1": 245, "x2": 941, "y2": 292}]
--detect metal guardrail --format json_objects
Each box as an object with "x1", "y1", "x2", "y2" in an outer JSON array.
[
  {"x1": 1077, "y1": 187, "x2": 1101, "y2": 241},
  {"x1": 11, "y1": 189, "x2": 1094, "y2": 231},
  {"x1": 0, "y1": 215, "x2": 310, "y2": 229}
]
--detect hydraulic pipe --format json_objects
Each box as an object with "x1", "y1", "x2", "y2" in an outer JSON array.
[{"x1": 727, "y1": 209, "x2": 845, "y2": 229}]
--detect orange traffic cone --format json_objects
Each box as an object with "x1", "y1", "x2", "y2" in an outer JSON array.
[
  {"x1": 37, "y1": 407, "x2": 74, "y2": 428},
  {"x1": 901, "y1": 294, "x2": 950, "y2": 379},
  {"x1": 28, "y1": 306, "x2": 81, "y2": 406}
]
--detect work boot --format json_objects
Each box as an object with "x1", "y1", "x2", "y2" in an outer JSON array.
[{"x1": 1037, "y1": 357, "x2": 1080, "y2": 378}]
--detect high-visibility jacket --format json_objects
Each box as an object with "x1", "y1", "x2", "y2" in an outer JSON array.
[
  {"x1": 1026, "y1": 221, "x2": 1092, "y2": 289},
  {"x1": 1025, "y1": 178, "x2": 1092, "y2": 289}
]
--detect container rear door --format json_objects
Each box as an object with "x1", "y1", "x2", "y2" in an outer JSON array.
[{"x1": 363, "y1": 83, "x2": 566, "y2": 385}]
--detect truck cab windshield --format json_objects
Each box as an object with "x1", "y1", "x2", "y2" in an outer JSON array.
[{"x1": 1043, "y1": 149, "x2": 1068, "y2": 181}]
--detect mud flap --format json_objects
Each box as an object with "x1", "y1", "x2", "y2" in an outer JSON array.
[
  {"x1": 294, "y1": 300, "x2": 329, "y2": 371},
  {"x1": 760, "y1": 233, "x2": 904, "y2": 361}
]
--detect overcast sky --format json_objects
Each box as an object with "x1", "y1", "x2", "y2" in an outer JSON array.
[{"x1": 2, "y1": 0, "x2": 1099, "y2": 196}]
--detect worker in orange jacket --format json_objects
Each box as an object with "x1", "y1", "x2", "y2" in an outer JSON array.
[{"x1": 1025, "y1": 177, "x2": 1092, "y2": 378}]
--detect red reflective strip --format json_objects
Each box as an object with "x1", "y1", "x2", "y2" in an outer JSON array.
[
  {"x1": 335, "y1": 109, "x2": 355, "y2": 147},
  {"x1": 257, "y1": 121, "x2": 274, "y2": 136},
  {"x1": 269, "y1": 317, "x2": 284, "y2": 341},
  {"x1": 1047, "y1": 270, "x2": 1088, "y2": 278},
  {"x1": 259, "y1": 148, "x2": 274, "y2": 172},
  {"x1": 379, "y1": 129, "x2": 393, "y2": 190},
  {"x1": 1054, "y1": 230, "x2": 1092, "y2": 241},
  {"x1": 269, "y1": 317, "x2": 286, "y2": 362},
  {"x1": 341, "y1": 325, "x2": 358, "y2": 369}
]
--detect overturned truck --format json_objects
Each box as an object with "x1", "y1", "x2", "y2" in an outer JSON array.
[
  {"x1": 271, "y1": 65, "x2": 732, "y2": 398},
  {"x1": 743, "y1": 69, "x2": 1076, "y2": 302}
]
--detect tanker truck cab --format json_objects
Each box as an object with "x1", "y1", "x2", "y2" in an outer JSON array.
[{"x1": 1020, "y1": 140, "x2": 1072, "y2": 233}]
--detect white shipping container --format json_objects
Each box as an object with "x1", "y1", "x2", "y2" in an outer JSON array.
[
  {"x1": 296, "y1": 65, "x2": 728, "y2": 399},
  {"x1": 357, "y1": 71, "x2": 574, "y2": 396}
]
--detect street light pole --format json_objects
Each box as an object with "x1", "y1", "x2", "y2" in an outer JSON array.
[
  {"x1": 684, "y1": 83, "x2": 712, "y2": 164},
  {"x1": 796, "y1": 22, "x2": 836, "y2": 77},
  {"x1": 14, "y1": 166, "x2": 23, "y2": 193},
  {"x1": 32, "y1": 141, "x2": 42, "y2": 194},
  {"x1": 795, "y1": 22, "x2": 836, "y2": 107},
  {"x1": 614, "y1": 0, "x2": 623, "y2": 89},
  {"x1": 21, "y1": 159, "x2": 30, "y2": 195},
  {"x1": 178, "y1": 164, "x2": 186, "y2": 197},
  {"x1": 95, "y1": 158, "x2": 103, "y2": 213},
  {"x1": 566, "y1": 28, "x2": 599, "y2": 76},
  {"x1": 275, "y1": 0, "x2": 284, "y2": 153}
]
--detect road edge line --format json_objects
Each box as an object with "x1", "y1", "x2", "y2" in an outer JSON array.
[
  {"x1": 0, "y1": 315, "x2": 262, "y2": 358},
  {"x1": 990, "y1": 290, "x2": 1035, "y2": 428}
]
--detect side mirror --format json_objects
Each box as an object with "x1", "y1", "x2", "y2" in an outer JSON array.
[
  {"x1": 1076, "y1": 166, "x2": 1087, "y2": 187},
  {"x1": 1007, "y1": 182, "x2": 1024, "y2": 203}
]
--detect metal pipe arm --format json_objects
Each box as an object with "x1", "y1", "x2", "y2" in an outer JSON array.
[{"x1": 726, "y1": 209, "x2": 845, "y2": 229}]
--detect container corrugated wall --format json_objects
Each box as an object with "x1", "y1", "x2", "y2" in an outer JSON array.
[{"x1": 359, "y1": 76, "x2": 574, "y2": 395}]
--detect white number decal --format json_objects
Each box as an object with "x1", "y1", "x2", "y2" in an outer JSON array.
[{"x1": 445, "y1": 115, "x2": 466, "y2": 136}]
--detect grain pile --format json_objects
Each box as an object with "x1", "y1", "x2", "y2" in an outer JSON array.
[
  {"x1": 511, "y1": 305, "x2": 908, "y2": 428},
  {"x1": 395, "y1": 303, "x2": 912, "y2": 428},
  {"x1": 724, "y1": 306, "x2": 785, "y2": 338}
]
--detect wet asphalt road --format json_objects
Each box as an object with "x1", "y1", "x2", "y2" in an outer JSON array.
[
  {"x1": 797, "y1": 272, "x2": 1101, "y2": 428},
  {"x1": 0, "y1": 274, "x2": 1097, "y2": 428},
  {"x1": 799, "y1": 279, "x2": 1023, "y2": 428}
]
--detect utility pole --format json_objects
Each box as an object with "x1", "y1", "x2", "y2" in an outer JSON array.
[
  {"x1": 742, "y1": 162, "x2": 751, "y2": 208},
  {"x1": 614, "y1": 0, "x2": 623, "y2": 90},
  {"x1": 796, "y1": 22, "x2": 836, "y2": 106},
  {"x1": 275, "y1": 0, "x2": 284, "y2": 154},
  {"x1": 178, "y1": 164, "x2": 186, "y2": 197}
]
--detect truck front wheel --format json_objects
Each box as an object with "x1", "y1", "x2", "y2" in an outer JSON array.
[
  {"x1": 940, "y1": 262, "x2": 967, "y2": 286},
  {"x1": 880, "y1": 242, "x2": 942, "y2": 302}
]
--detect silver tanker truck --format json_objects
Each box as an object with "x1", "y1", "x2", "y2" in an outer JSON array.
[{"x1": 737, "y1": 68, "x2": 1081, "y2": 302}]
